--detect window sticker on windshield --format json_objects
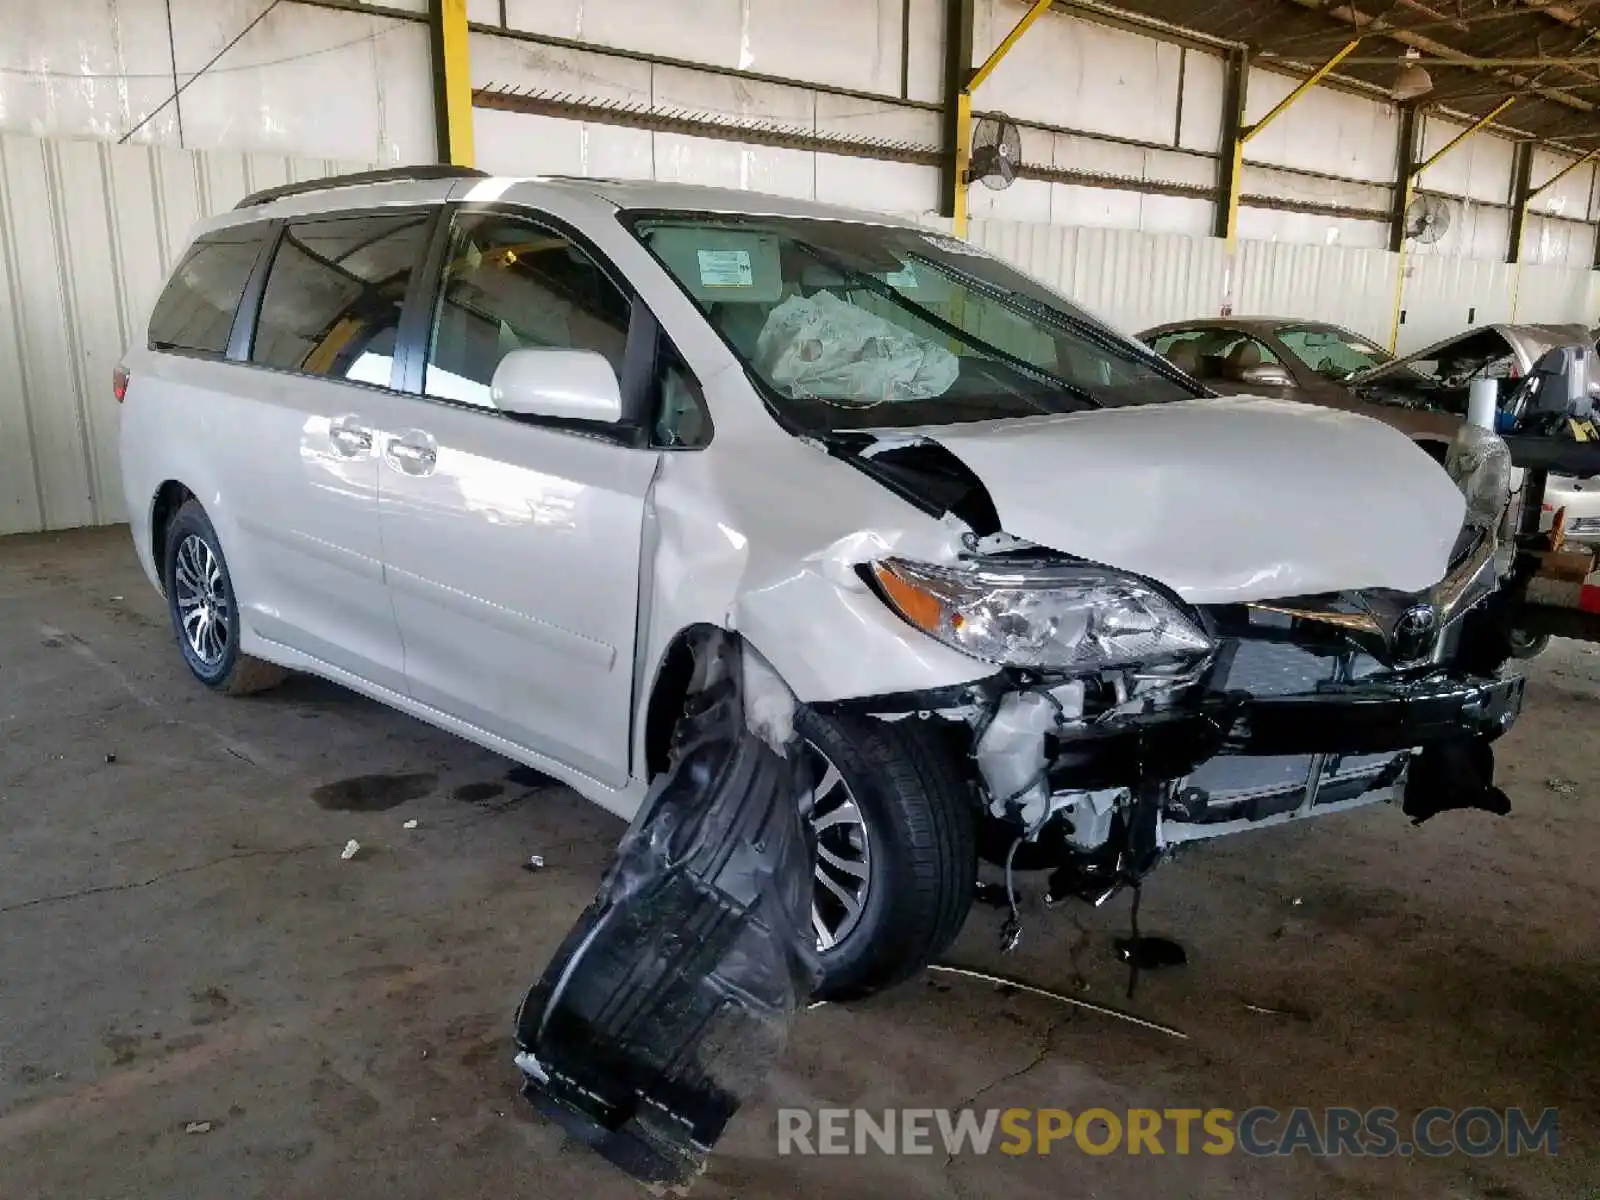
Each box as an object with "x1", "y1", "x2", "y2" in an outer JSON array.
[
  {"x1": 696, "y1": 248, "x2": 754, "y2": 287},
  {"x1": 922, "y1": 232, "x2": 987, "y2": 257}
]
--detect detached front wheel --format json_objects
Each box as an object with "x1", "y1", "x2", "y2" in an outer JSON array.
[{"x1": 796, "y1": 709, "x2": 976, "y2": 1001}]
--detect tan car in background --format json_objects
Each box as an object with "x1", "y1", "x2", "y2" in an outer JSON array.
[{"x1": 1140, "y1": 317, "x2": 1600, "y2": 542}]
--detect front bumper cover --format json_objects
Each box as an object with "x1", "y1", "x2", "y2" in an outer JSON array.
[{"x1": 1047, "y1": 669, "x2": 1523, "y2": 823}]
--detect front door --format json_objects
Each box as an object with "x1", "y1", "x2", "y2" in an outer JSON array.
[
  {"x1": 226, "y1": 209, "x2": 436, "y2": 692},
  {"x1": 375, "y1": 208, "x2": 657, "y2": 786}
]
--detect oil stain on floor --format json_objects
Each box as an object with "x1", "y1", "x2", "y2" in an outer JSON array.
[
  {"x1": 452, "y1": 781, "x2": 506, "y2": 804},
  {"x1": 311, "y1": 772, "x2": 437, "y2": 812}
]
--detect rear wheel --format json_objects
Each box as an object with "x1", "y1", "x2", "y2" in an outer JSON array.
[
  {"x1": 163, "y1": 500, "x2": 286, "y2": 695},
  {"x1": 796, "y1": 709, "x2": 976, "y2": 1001}
]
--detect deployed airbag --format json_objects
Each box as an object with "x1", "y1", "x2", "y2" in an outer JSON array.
[{"x1": 755, "y1": 290, "x2": 959, "y2": 403}]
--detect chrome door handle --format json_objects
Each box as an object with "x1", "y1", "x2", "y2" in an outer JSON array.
[
  {"x1": 386, "y1": 431, "x2": 438, "y2": 476},
  {"x1": 329, "y1": 415, "x2": 373, "y2": 456}
]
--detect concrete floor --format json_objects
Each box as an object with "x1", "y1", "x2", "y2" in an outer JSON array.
[{"x1": 1, "y1": 526, "x2": 1597, "y2": 1200}]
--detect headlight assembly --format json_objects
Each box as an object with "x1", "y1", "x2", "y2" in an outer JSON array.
[
  {"x1": 1444, "y1": 422, "x2": 1513, "y2": 533},
  {"x1": 870, "y1": 558, "x2": 1213, "y2": 671}
]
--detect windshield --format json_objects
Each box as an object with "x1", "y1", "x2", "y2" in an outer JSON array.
[
  {"x1": 1276, "y1": 324, "x2": 1391, "y2": 381},
  {"x1": 627, "y1": 213, "x2": 1202, "y2": 432}
]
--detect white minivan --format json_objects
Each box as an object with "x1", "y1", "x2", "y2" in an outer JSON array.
[{"x1": 120, "y1": 168, "x2": 1524, "y2": 998}]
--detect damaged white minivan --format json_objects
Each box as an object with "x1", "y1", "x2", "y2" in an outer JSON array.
[{"x1": 121, "y1": 169, "x2": 1525, "y2": 1001}]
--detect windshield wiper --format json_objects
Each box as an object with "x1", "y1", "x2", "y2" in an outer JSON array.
[{"x1": 788, "y1": 239, "x2": 1099, "y2": 410}]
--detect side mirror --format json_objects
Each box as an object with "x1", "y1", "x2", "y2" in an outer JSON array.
[
  {"x1": 1238, "y1": 363, "x2": 1295, "y2": 389},
  {"x1": 490, "y1": 348, "x2": 623, "y2": 423}
]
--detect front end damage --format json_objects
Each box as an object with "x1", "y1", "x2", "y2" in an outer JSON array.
[
  {"x1": 851, "y1": 524, "x2": 1523, "y2": 911},
  {"x1": 514, "y1": 633, "x2": 818, "y2": 1190}
]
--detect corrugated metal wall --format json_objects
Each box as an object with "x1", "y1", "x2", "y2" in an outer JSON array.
[
  {"x1": 1234, "y1": 241, "x2": 1400, "y2": 344},
  {"x1": 962, "y1": 220, "x2": 1597, "y2": 353},
  {"x1": 1395, "y1": 256, "x2": 1518, "y2": 354},
  {"x1": 0, "y1": 132, "x2": 365, "y2": 535},
  {"x1": 966, "y1": 220, "x2": 1229, "y2": 333},
  {"x1": 1511, "y1": 263, "x2": 1595, "y2": 329}
]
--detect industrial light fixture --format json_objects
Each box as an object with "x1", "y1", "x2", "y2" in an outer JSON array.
[{"x1": 1393, "y1": 48, "x2": 1434, "y2": 101}]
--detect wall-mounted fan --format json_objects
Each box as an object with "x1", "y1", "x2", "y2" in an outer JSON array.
[
  {"x1": 1405, "y1": 194, "x2": 1454, "y2": 245},
  {"x1": 969, "y1": 116, "x2": 1022, "y2": 190}
]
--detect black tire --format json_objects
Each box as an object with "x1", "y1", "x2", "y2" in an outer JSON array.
[
  {"x1": 796, "y1": 709, "x2": 976, "y2": 1001},
  {"x1": 163, "y1": 500, "x2": 286, "y2": 695}
]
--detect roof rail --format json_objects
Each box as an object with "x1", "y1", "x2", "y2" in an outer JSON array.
[{"x1": 235, "y1": 165, "x2": 489, "y2": 210}]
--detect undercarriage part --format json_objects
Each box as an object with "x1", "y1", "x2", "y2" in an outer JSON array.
[
  {"x1": 514, "y1": 633, "x2": 818, "y2": 1190},
  {"x1": 1401, "y1": 738, "x2": 1512, "y2": 824}
]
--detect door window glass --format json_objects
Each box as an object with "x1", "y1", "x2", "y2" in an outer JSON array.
[
  {"x1": 148, "y1": 230, "x2": 266, "y2": 355},
  {"x1": 425, "y1": 212, "x2": 631, "y2": 410},
  {"x1": 1154, "y1": 330, "x2": 1279, "y2": 384},
  {"x1": 1150, "y1": 331, "x2": 1206, "y2": 376},
  {"x1": 250, "y1": 211, "x2": 432, "y2": 384}
]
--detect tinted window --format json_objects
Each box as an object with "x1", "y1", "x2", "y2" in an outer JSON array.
[
  {"x1": 425, "y1": 212, "x2": 631, "y2": 409},
  {"x1": 148, "y1": 230, "x2": 264, "y2": 355},
  {"x1": 250, "y1": 211, "x2": 432, "y2": 383}
]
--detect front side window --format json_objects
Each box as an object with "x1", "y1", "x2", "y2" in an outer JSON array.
[
  {"x1": 1150, "y1": 329, "x2": 1278, "y2": 386},
  {"x1": 250, "y1": 211, "x2": 431, "y2": 384},
  {"x1": 1277, "y1": 325, "x2": 1391, "y2": 381},
  {"x1": 629, "y1": 214, "x2": 1200, "y2": 434},
  {"x1": 148, "y1": 229, "x2": 266, "y2": 355},
  {"x1": 425, "y1": 211, "x2": 631, "y2": 410}
]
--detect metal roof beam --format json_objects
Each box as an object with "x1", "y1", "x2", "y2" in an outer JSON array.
[{"x1": 1284, "y1": 0, "x2": 1596, "y2": 117}]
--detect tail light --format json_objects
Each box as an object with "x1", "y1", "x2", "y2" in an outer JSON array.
[{"x1": 112, "y1": 365, "x2": 129, "y2": 404}]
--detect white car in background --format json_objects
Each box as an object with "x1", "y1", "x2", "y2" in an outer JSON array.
[{"x1": 120, "y1": 169, "x2": 1524, "y2": 1000}]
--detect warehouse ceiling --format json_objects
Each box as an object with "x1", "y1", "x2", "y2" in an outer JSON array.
[{"x1": 1079, "y1": 0, "x2": 1600, "y2": 149}]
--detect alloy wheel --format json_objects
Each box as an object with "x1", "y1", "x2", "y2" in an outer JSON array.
[
  {"x1": 800, "y1": 741, "x2": 873, "y2": 953},
  {"x1": 174, "y1": 534, "x2": 230, "y2": 668}
]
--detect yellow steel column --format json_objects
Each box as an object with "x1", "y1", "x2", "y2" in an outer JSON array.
[
  {"x1": 952, "y1": 90, "x2": 974, "y2": 237},
  {"x1": 1224, "y1": 39, "x2": 1361, "y2": 247},
  {"x1": 1386, "y1": 98, "x2": 1516, "y2": 350},
  {"x1": 429, "y1": 0, "x2": 475, "y2": 167},
  {"x1": 951, "y1": 0, "x2": 1051, "y2": 238}
]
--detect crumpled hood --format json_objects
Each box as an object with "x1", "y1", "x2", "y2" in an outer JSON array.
[{"x1": 888, "y1": 396, "x2": 1466, "y2": 605}]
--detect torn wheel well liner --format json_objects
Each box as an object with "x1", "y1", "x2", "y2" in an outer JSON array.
[{"x1": 150, "y1": 480, "x2": 195, "y2": 591}]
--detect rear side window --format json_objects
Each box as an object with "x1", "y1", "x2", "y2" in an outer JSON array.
[
  {"x1": 250, "y1": 211, "x2": 432, "y2": 385},
  {"x1": 147, "y1": 231, "x2": 264, "y2": 355},
  {"x1": 424, "y1": 211, "x2": 631, "y2": 409}
]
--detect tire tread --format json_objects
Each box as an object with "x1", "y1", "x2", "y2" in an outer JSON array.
[{"x1": 801, "y1": 710, "x2": 975, "y2": 1000}]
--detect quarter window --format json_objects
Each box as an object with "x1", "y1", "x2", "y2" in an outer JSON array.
[
  {"x1": 250, "y1": 211, "x2": 432, "y2": 384},
  {"x1": 424, "y1": 212, "x2": 631, "y2": 410},
  {"x1": 148, "y1": 230, "x2": 266, "y2": 355}
]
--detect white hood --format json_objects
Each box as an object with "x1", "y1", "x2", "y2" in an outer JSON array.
[{"x1": 892, "y1": 396, "x2": 1466, "y2": 605}]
